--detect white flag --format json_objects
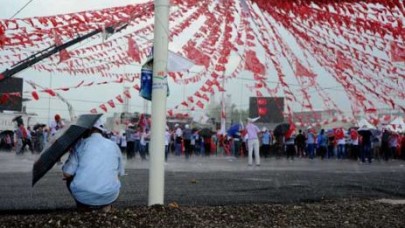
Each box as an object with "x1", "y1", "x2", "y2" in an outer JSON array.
[{"x1": 168, "y1": 51, "x2": 195, "y2": 72}]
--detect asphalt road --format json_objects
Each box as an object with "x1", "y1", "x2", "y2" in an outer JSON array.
[{"x1": 0, "y1": 152, "x2": 404, "y2": 212}]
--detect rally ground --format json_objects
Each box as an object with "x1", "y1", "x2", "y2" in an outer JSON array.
[{"x1": 0, "y1": 152, "x2": 404, "y2": 212}]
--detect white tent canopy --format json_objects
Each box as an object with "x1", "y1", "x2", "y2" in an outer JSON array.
[
  {"x1": 357, "y1": 118, "x2": 376, "y2": 130},
  {"x1": 388, "y1": 117, "x2": 405, "y2": 133}
]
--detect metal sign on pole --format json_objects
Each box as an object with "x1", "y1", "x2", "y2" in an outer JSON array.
[{"x1": 148, "y1": 0, "x2": 170, "y2": 206}]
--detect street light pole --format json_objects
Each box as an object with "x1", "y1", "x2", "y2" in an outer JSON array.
[{"x1": 148, "y1": 0, "x2": 170, "y2": 206}]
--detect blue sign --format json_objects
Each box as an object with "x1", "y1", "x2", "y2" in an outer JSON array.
[{"x1": 140, "y1": 68, "x2": 169, "y2": 101}]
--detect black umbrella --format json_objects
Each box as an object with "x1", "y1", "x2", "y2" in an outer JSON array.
[
  {"x1": 358, "y1": 127, "x2": 373, "y2": 140},
  {"x1": 12, "y1": 115, "x2": 23, "y2": 125},
  {"x1": 32, "y1": 114, "x2": 102, "y2": 186},
  {"x1": 199, "y1": 128, "x2": 214, "y2": 138},
  {"x1": 0, "y1": 130, "x2": 14, "y2": 136},
  {"x1": 273, "y1": 123, "x2": 290, "y2": 137}
]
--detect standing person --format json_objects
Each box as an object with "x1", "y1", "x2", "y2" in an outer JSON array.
[
  {"x1": 133, "y1": 126, "x2": 142, "y2": 158},
  {"x1": 174, "y1": 124, "x2": 183, "y2": 156},
  {"x1": 285, "y1": 134, "x2": 296, "y2": 160},
  {"x1": 36, "y1": 125, "x2": 45, "y2": 153},
  {"x1": 317, "y1": 129, "x2": 327, "y2": 159},
  {"x1": 125, "y1": 125, "x2": 135, "y2": 159},
  {"x1": 144, "y1": 128, "x2": 151, "y2": 158},
  {"x1": 62, "y1": 120, "x2": 125, "y2": 212},
  {"x1": 261, "y1": 127, "x2": 271, "y2": 158},
  {"x1": 119, "y1": 133, "x2": 127, "y2": 154},
  {"x1": 50, "y1": 114, "x2": 65, "y2": 137},
  {"x1": 26, "y1": 126, "x2": 34, "y2": 153},
  {"x1": 350, "y1": 128, "x2": 359, "y2": 160},
  {"x1": 295, "y1": 129, "x2": 306, "y2": 158},
  {"x1": 203, "y1": 132, "x2": 211, "y2": 157},
  {"x1": 335, "y1": 128, "x2": 346, "y2": 159},
  {"x1": 401, "y1": 133, "x2": 405, "y2": 160},
  {"x1": 232, "y1": 131, "x2": 242, "y2": 158},
  {"x1": 306, "y1": 128, "x2": 316, "y2": 159},
  {"x1": 245, "y1": 118, "x2": 261, "y2": 166},
  {"x1": 164, "y1": 126, "x2": 171, "y2": 162},
  {"x1": 389, "y1": 132, "x2": 399, "y2": 159},
  {"x1": 50, "y1": 114, "x2": 65, "y2": 164},
  {"x1": 139, "y1": 128, "x2": 150, "y2": 160},
  {"x1": 358, "y1": 126, "x2": 372, "y2": 163},
  {"x1": 326, "y1": 130, "x2": 335, "y2": 159},
  {"x1": 15, "y1": 123, "x2": 28, "y2": 155},
  {"x1": 192, "y1": 130, "x2": 201, "y2": 156},
  {"x1": 43, "y1": 126, "x2": 49, "y2": 148},
  {"x1": 183, "y1": 124, "x2": 192, "y2": 159},
  {"x1": 381, "y1": 129, "x2": 391, "y2": 161}
]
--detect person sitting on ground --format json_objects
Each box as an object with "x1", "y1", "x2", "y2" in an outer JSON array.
[{"x1": 62, "y1": 119, "x2": 125, "y2": 212}]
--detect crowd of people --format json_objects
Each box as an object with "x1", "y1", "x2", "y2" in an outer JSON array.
[
  {"x1": 0, "y1": 114, "x2": 65, "y2": 154},
  {"x1": 2, "y1": 114, "x2": 404, "y2": 165},
  {"x1": 106, "y1": 119, "x2": 405, "y2": 164}
]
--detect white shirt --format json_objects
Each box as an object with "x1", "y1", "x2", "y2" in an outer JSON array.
[
  {"x1": 337, "y1": 138, "x2": 346, "y2": 145},
  {"x1": 246, "y1": 123, "x2": 260, "y2": 140},
  {"x1": 50, "y1": 120, "x2": 65, "y2": 136},
  {"x1": 140, "y1": 131, "x2": 150, "y2": 146},
  {"x1": 175, "y1": 127, "x2": 183, "y2": 137},
  {"x1": 62, "y1": 133, "x2": 124, "y2": 206},
  {"x1": 120, "y1": 135, "x2": 127, "y2": 147},
  {"x1": 165, "y1": 131, "x2": 171, "y2": 146}
]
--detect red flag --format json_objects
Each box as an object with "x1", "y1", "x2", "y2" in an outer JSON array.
[
  {"x1": 43, "y1": 89, "x2": 56, "y2": 96},
  {"x1": 245, "y1": 50, "x2": 265, "y2": 75},
  {"x1": 167, "y1": 109, "x2": 173, "y2": 116},
  {"x1": 365, "y1": 108, "x2": 377, "y2": 113},
  {"x1": 75, "y1": 80, "x2": 84, "y2": 88},
  {"x1": 390, "y1": 42, "x2": 405, "y2": 62},
  {"x1": 107, "y1": 99, "x2": 115, "y2": 108},
  {"x1": 335, "y1": 51, "x2": 352, "y2": 70},
  {"x1": 181, "y1": 101, "x2": 188, "y2": 107},
  {"x1": 116, "y1": 95, "x2": 124, "y2": 103},
  {"x1": 31, "y1": 91, "x2": 39, "y2": 100},
  {"x1": 188, "y1": 96, "x2": 194, "y2": 103},
  {"x1": 127, "y1": 37, "x2": 141, "y2": 63},
  {"x1": 295, "y1": 60, "x2": 316, "y2": 77},
  {"x1": 99, "y1": 104, "x2": 108, "y2": 112},
  {"x1": 133, "y1": 84, "x2": 140, "y2": 91},
  {"x1": 285, "y1": 123, "x2": 296, "y2": 139},
  {"x1": 196, "y1": 100, "x2": 204, "y2": 109},
  {"x1": 123, "y1": 90, "x2": 131, "y2": 98},
  {"x1": 334, "y1": 128, "x2": 344, "y2": 140},
  {"x1": 202, "y1": 94, "x2": 209, "y2": 102},
  {"x1": 54, "y1": 33, "x2": 71, "y2": 63}
]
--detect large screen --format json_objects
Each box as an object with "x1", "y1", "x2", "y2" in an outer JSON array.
[
  {"x1": 249, "y1": 97, "x2": 284, "y2": 123},
  {"x1": 0, "y1": 77, "x2": 23, "y2": 112}
]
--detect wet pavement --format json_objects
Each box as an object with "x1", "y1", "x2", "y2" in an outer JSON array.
[{"x1": 0, "y1": 151, "x2": 404, "y2": 212}]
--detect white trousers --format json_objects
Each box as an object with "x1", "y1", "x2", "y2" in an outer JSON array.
[{"x1": 248, "y1": 139, "x2": 260, "y2": 165}]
